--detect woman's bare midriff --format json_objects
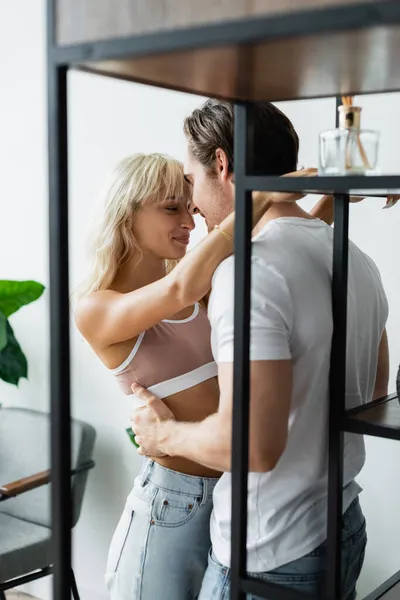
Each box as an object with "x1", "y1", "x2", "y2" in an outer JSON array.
[{"x1": 147, "y1": 377, "x2": 221, "y2": 479}]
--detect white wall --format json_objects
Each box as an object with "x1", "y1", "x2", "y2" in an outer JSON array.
[{"x1": 1, "y1": 2, "x2": 400, "y2": 599}]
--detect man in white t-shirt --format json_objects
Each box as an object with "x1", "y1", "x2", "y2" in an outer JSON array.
[{"x1": 131, "y1": 100, "x2": 389, "y2": 598}]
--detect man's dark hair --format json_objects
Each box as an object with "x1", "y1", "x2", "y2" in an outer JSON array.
[{"x1": 183, "y1": 99, "x2": 299, "y2": 176}]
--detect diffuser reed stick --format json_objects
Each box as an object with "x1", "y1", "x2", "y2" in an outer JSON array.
[{"x1": 340, "y1": 95, "x2": 371, "y2": 171}]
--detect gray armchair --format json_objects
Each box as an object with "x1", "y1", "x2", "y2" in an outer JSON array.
[{"x1": 0, "y1": 407, "x2": 96, "y2": 599}]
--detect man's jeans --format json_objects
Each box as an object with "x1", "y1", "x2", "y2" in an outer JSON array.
[{"x1": 198, "y1": 497, "x2": 367, "y2": 600}]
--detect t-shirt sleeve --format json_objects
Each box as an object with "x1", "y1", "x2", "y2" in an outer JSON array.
[{"x1": 208, "y1": 256, "x2": 293, "y2": 363}]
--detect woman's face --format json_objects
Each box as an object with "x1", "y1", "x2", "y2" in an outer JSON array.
[{"x1": 133, "y1": 194, "x2": 197, "y2": 260}]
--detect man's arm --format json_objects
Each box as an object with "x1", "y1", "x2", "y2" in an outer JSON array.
[
  {"x1": 309, "y1": 195, "x2": 366, "y2": 226},
  {"x1": 309, "y1": 194, "x2": 399, "y2": 227},
  {"x1": 309, "y1": 195, "x2": 335, "y2": 225},
  {"x1": 133, "y1": 359, "x2": 292, "y2": 473},
  {"x1": 132, "y1": 256, "x2": 293, "y2": 473},
  {"x1": 150, "y1": 359, "x2": 292, "y2": 473}
]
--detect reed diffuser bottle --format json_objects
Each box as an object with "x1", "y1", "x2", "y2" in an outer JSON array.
[{"x1": 319, "y1": 96, "x2": 379, "y2": 175}]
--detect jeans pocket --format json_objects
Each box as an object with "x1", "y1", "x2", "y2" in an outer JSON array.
[
  {"x1": 208, "y1": 549, "x2": 228, "y2": 575},
  {"x1": 105, "y1": 506, "x2": 134, "y2": 575},
  {"x1": 152, "y1": 488, "x2": 200, "y2": 528}
]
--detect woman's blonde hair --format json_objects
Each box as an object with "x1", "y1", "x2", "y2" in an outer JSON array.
[{"x1": 76, "y1": 153, "x2": 190, "y2": 299}]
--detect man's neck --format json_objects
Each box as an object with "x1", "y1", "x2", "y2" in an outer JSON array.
[{"x1": 252, "y1": 202, "x2": 315, "y2": 237}]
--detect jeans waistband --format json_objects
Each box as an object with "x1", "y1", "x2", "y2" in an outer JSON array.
[{"x1": 139, "y1": 459, "x2": 219, "y2": 506}]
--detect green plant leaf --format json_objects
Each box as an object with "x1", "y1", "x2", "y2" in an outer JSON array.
[
  {"x1": 0, "y1": 280, "x2": 45, "y2": 317},
  {"x1": 0, "y1": 312, "x2": 6, "y2": 352},
  {"x1": 0, "y1": 321, "x2": 28, "y2": 385}
]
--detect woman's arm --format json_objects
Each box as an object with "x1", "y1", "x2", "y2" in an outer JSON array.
[
  {"x1": 311, "y1": 194, "x2": 399, "y2": 225},
  {"x1": 76, "y1": 182, "x2": 308, "y2": 350},
  {"x1": 309, "y1": 195, "x2": 335, "y2": 225}
]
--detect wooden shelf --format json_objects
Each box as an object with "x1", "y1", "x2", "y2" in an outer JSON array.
[
  {"x1": 56, "y1": 0, "x2": 376, "y2": 46},
  {"x1": 54, "y1": 1, "x2": 400, "y2": 102},
  {"x1": 364, "y1": 570, "x2": 400, "y2": 599},
  {"x1": 344, "y1": 393, "x2": 400, "y2": 440}
]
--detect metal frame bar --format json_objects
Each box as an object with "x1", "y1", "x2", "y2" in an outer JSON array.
[
  {"x1": 325, "y1": 193, "x2": 349, "y2": 598},
  {"x1": 243, "y1": 175, "x2": 400, "y2": 196},
  {"x1": 0, "y1": 567, "x2": 53, "y2": 592},
  {"x1": 0, "y1": 567, "x2": 81, "y2": 597},
  {"x1": 47, "y1": 1, "x2": 72, "y2": 599},
  {"x1": 230, "y1": 102, "x2": 254, "y2": 600}
]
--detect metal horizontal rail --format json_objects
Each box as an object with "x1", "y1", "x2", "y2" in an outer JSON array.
[
  {"x1": 244, "y1": 175, "x2": 400, "y2": 195},
  {"x1": 0, "y1": 567, "x2": 53, "y2": 591}
]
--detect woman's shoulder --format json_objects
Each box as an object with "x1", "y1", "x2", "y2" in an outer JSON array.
[{"x1": 74, "y1": 289, "x2": 120, "y2": 339}]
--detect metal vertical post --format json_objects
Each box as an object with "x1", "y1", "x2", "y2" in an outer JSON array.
[
  {"x1": 326, "y1": 190, "x2": 349, "y2": 599},
  {"x1": 230, "y1": 103, "x2": 254, "y2": 600},
  {"x1": 47, "y1": 1, "x2": 72, "y2": 598}
]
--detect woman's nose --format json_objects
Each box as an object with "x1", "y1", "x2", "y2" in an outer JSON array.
[{"x1": 181, "y1": 210, "x2": 195, "y2": 231}]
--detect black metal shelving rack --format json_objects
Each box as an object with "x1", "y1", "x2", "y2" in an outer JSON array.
[{"x1": 47, "y1": 1, "x2": 400, "y2": 599}]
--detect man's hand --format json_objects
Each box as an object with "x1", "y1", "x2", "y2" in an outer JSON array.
[{"x1": 130, "y1": 384, "x2": 175, "y2": 457}]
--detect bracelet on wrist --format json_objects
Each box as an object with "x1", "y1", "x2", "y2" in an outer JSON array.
[{"x1": 214, "y1": 224, "x2": 233, "y2": 243}]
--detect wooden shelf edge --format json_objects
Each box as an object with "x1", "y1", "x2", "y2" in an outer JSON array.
[
  {"x1": 55, "y1": 1, "x2": 400, "y2": 58},
  {"x1": 343, "y1": 393, "x2": 400, "y2": 440},
  {"x1": 346, "y1": 393, "x2": 398, "y2": 417},
  {"x1": 363, "y1": 570, "x2": 400, "y2": 600}
]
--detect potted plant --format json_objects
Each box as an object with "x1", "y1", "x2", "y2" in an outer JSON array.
[{"x1": 0, "y1": 280, "x2": 45, "y2": 386}]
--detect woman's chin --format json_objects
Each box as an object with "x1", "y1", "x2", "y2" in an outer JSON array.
[
  {"x1": 171, "y1": 248, "x2": 187, "y2": 259},
  {"x1": 166, "y1": 244, "x2": 188, "y2": 259}
]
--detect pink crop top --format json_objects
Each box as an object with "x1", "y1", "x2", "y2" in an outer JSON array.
[{"x1": 110, "y1": 302, "x2": 218, "y2": 407}]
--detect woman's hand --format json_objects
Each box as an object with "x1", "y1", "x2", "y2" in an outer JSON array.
[
  {"x1": 383, "y1": 195, "x2": 400, "y2": 209},
  {"x1": 348, "y1": 195, "x2": 400, "y2": 207},
  {"x1": 251, "y1": 168, "x2": 318, "y2": 225}
]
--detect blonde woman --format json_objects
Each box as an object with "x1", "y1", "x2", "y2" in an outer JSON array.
[{"x1": 75, "y1": 153, "x2": 334, "y2": 600}]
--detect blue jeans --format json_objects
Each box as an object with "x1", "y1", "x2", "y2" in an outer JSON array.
[
  {"x1": 199, "y1": 497, "x2": 367, "y2": 600},
  {"x1": 105, "y1": 459, "x2": 219, "y2": 600}
]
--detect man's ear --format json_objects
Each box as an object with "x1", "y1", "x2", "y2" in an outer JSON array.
[{"x1": 215, "y1": 148, "x2": 231, "y2": 182}]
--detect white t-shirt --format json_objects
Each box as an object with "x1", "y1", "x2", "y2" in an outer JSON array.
[{"x1": 208, "y1": 216, "x2": 388, "y2": 572}]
